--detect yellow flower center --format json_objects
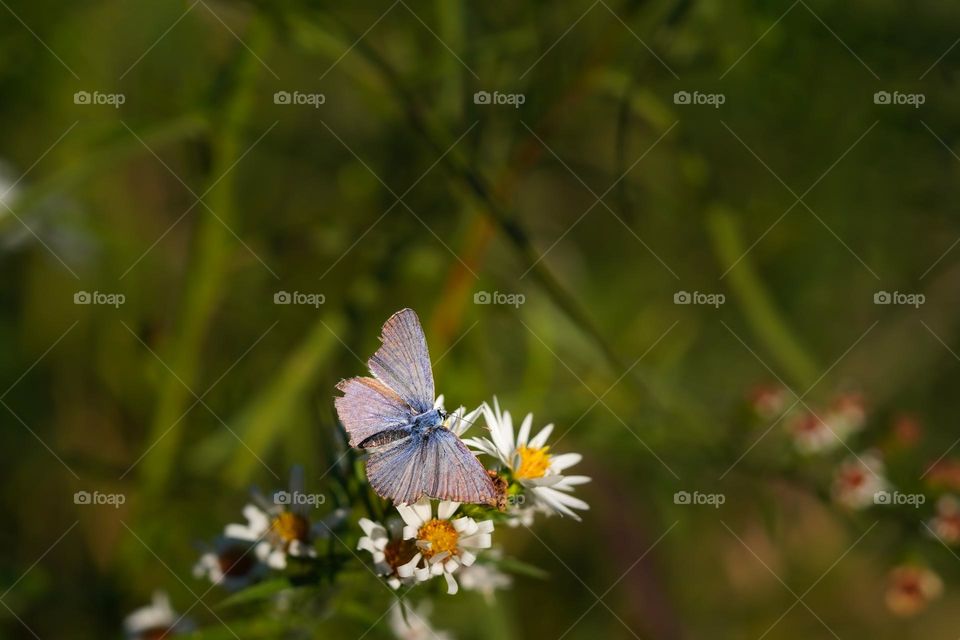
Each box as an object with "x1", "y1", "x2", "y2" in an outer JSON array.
[
  {"x1": 271, "y1": 511, "x2": 310, "y2": 544},
  {"x1": 515, "y1": 445, "x2": 552, "y2": 479},
  {"x1": 417, "y1": 519, "x2": 459, "y2": 559}
]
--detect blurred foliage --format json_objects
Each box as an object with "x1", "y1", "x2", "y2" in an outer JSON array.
[{"x1": 4, "y1": 0, "x2": 960, "y2": 637}]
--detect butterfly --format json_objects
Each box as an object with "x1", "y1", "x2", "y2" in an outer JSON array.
[{"x1": 334, "y1": 308, "x2": 497, "y2": 506}]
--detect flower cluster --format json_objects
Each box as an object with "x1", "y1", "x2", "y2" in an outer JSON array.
[
  {"x1": 748, "y1": 384, "x2": 951, "y2": 617},
  {"x1": 124, "y1": 399, "x2": 588, "y2": 638},
  {"x1": 356, "y1": 398, "x2": 589, "y2": 607}
]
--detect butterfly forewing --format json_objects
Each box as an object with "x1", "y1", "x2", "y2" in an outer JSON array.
[
  {"x1": 368, "y1": 308, "x2": 435, "y2": 413},
  {"x1": 334, "y1": 377, "x2": 415, "y2": 447}
]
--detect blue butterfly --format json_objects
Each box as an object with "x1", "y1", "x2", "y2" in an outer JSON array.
[{"x1": 335, "y1": 308, "x2": 497, "y2": 506}]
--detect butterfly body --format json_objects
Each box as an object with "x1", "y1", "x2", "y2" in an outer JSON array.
[
  {"x1": 357, "y1": 408, "x2": 444, "y2": 448},
  {"x1": 335, "y1": 309, "x2": 496, "y2": 506}
]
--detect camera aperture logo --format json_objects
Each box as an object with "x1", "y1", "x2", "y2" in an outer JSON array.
[
  {"x1": 674, "y1": 490, "x2": 726, "y2": 508},
  {"x1": 674, "y1": 290, "x2": 725, "y2": 308},
  {"x1": 873, "y1": 490, "x2": 925, "y2": 508},
  {"x1": 274, "y1": 90, "x2": 326, "y2": 108},
  {"x1": 473, "y1": 90, "x2": 525, "y2": 109},
  {"x1": 673, "y1": 90, "x2": 725, "y2": 108},
  {"x1": 74, "y1": 90, "x2": 125, "y2": 108},
  {"x1": 74, "y1": 290, "x2": 125, "y2": 308},
  {"x1": 873, "y1": 90, "x2": 924, "y2": 108},
  {"x1": 274, "y1": 291, "x2": 325, "y2": 308},
  {"x1": 74, "y1": 490, "x2": 126, "y2": 509},
  {"x1": 874, "y1": 290, "x2": 924, "y2": 308},
  {"x1": 474, "y1": 290, "x2": 525, "y2": 308},
  {"x1": 273, "y1": 490, "x2": 326, "y2": 507}
]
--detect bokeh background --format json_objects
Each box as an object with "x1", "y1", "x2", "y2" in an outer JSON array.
[{"x1": 4, "y1": 0, "x2": 960, "y2": 637}]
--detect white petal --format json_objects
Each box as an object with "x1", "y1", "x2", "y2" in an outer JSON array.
[
  {"x1": 397, "y1": 504, "x2": 424, "y2": 528},
  {"x1": 550, "y1": 453, "x2": 582, "y2": 472},
  {"x1": 453, "y1": 517, "x2": 478, "y2": 535},
  {"x1": 529, "y1": 424, "x2": 554, "y2": 448},
  {"x1": 397, "y1": 553, "x2": 422, "y2": 578},
  {"x1": 411, "y1": 498, "x2": 433, "y2": 524},
  {"x1": 438, "y1": 501, "x2": 460, "y2": 520},
  {"x1": 444, "y1": 572, "x2": 459, "y2": 594},
  {"x1": 517, "y1": 413, "x2": 533, "y2": 447}
]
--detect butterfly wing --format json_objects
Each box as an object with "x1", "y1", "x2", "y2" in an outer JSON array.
[
  {"x1": 428, "y1": 429, "x2": 498, "y2": 504},
  {"x1": 368, "y1": 308, "x2": 435, "y2": 414},
  {"x1": 365, "y1": 428, "x2": 497, "y2": 505},
  {"x1": 334, "y1": 377, "x2": 416, "y2": 447}
]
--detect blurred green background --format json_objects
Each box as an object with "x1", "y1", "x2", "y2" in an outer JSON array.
[{"x1": 4, "y1": 0, "x2": 960, "y2": 637}]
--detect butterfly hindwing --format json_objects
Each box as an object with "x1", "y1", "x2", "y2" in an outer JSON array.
[
  {"x1": 430, "y1": 429, "x2": 497, "y2": 504},
  {"x1": 368, "y1": 308, "x2": 435, "y2": 414},
  {"x1": 364, "y1": 428, "x2": 497, "y2": 505},
  {"x1": 334, "y1": 377, "x2": 416, "y2": 447}
]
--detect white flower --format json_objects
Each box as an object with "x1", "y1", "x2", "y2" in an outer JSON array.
[
  {"x1": 193, "y1": 533, "x2": 268, "y2": 591},
  {"x1": 831, "y1": 452, "x2": 887, "y2": 509},
  {"x1": 226, "y1": 467, "x2": 347, "y2": 570},
  {"x1": 456, "y1": 551, "x2": 511, "y2": 603},
  {"x1": 466, "y1": 398, "x2": 590, "y2": 521},
  {"x1": 357, "y1": 517, "x2": 419, "y2": 589},
  {"x1": 123, "y1": 591, "x2": 193, "y2": 639},
  {"x1": 748, "y1": 383, "x2": 790, "y2": 420},
  {"x1": 395, "y1": 498, "x2": 494, "y2": 594},
  {"x1": 787, "y1": 399, "x2": 866, "y2": 455},
  {"x1": 388, "y1": 601, "x2": 453, "y2": 640}
]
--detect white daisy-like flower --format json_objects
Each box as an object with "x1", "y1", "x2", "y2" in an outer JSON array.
[
  {"x1": 226, "y1": 467, "x2": 347, "y2": 570},
  {"x1": 357, "y1": 517, "x2": 419, "y2": 589},
  {"x1": 123, "y1": 591, "x2": 194, "y2": 639},
  {"x1": 456, "y1": 551, "x2": 512, "y2": 603},
  {"x1": 193, "y1": 533, "x2": 268, "y2": 591},
  {"x1": 831, "y1": 452, "x2": 887, "y2": 510},
  {"x1": 466, "y1": 398, "x2": 590, "y2": 521},
  {"x1": 388, "y1": 601, "x2": 452, "y2": 640},
  {"x1": 394, "y1": 498, "x2": 494, "y2": 594}
]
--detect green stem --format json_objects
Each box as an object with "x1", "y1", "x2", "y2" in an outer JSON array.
[
  {"x1": 708, "y1": 206, "x2": 819, "y2": 388},
  {"x1": 141, "y1": 21, "x2": 271, "y2": 494}
]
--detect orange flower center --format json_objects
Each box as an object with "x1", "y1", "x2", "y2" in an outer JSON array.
[
  {"x1": 271, "y1": 512, "x2": 310, "y2": 544},
  {"x1": 417, "y1": 519, "x2": 459, "y2": 559},
  {"x1": 515, "y1": 445, "x2": 552, "y2": 479}
]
